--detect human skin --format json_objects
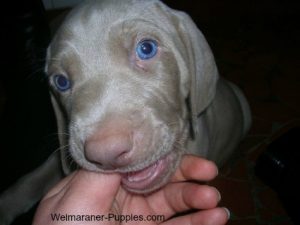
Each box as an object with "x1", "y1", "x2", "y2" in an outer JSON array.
[{"x1": 33, "y1": 155, "x2": 229, "y2": 225}]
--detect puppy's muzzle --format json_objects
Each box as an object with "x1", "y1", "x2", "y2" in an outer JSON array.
[{"x1": 84, "y1": 118, "x2": 133, "y2": 170}]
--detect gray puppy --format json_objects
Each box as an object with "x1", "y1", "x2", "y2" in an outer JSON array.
[{"x1": 0, "y1": 0, "x2": 251, "y2": 224}]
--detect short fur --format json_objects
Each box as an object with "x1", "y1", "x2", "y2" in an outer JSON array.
[{"x1": 0, "y1": 1, "x2": 251, "y2": 224}]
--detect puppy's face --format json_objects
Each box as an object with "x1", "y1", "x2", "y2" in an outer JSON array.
[{"x1": 47, "y1": 0, "x2": 191, "y2": 193}]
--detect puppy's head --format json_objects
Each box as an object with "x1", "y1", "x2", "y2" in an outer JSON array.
[{"x1": 46, "y1": 0, "x2": 218, "y2": 193}]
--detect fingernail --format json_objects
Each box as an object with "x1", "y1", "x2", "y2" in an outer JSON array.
[
  {"x1": 209, "y1": 160, "x2": 219, "y2": 176},
  {"x1": 223, "y1": 207, "x2": 231, "y2": 219},
  {"x1": 213, "y1": 187, "x2": 221, "y2": 202}
]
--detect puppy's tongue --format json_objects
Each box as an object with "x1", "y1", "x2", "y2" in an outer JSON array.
[{"x1": 121, "y1": 156, "x2": 168, "y2": 191}]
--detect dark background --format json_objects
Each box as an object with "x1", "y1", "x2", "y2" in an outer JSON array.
[{"x1": 0, "y1": 0, "x2": 299, "y2": 224}]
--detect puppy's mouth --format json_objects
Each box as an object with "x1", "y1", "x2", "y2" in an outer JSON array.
[{"x1": 120, "y1": 153, "x2": 172, "y2": 193}]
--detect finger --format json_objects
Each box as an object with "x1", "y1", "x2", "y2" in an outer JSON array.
[
  {"x1": 42, "y1": 170, "x2": 122, "y2": 210},
  {"x1": 148, "y1": 183, "x2": 221, "y2": 218},
  {"x1": 62, "y1": 170, "x2": 122, "y2": 210},
  {"x1": 171, "y1": 155, "x2": 218, "y2": 182},
  {"x1": 42, "y1": 171, "x2": 78, "y2": 199},
  {"x1": 162, "y1": 208, "x2": 229, "y2": 225}
]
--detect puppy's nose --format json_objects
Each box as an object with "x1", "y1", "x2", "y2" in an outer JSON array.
[{"x1": 84, "y1": 131, "x2": 133, "y2": 170}]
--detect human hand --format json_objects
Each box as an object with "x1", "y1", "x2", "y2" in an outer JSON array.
[{"x1": 33, "y1": 155, "x2": 229, "y2": 225}]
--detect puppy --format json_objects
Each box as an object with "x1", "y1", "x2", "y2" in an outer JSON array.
[
  {"x1": 48, "y1": 0, "x2": 251, "y2": 193},
  {"x1": 0, "y1": 0, "x2": 251, "y2": 223}
]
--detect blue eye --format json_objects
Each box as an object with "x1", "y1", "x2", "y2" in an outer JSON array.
[
  {"x1": 136, "y1": 39, "x2": 158, "y2": 60},
  {"x1": 53, "y1": 74, "x2": 71, "y2": 92}
]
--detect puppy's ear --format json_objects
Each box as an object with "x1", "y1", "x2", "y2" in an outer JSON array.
[
  {"x1": 171, "y1": 10, "x2": 219, "y2": 134},
  {"x1": 50, "y1": 94, "x2": 74, "y2": 174},
  {"x1": 46, "y1": 47, "x2": 73, "y2": 175}
]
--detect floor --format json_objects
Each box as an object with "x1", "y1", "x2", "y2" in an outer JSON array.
[{"x1": 0, "y1": 0, "x2": 299, "y2": 224}]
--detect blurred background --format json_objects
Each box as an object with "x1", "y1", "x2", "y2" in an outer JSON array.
[{"x1": 0, "y1": 0, "x2": 299, "y2": 224}]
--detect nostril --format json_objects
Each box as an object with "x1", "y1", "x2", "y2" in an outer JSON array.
[
  {"x1": 87, "y1": 160, "x2": 104, "y2": 168},
  {"x1": 84, "y1": 133, "x2": 133, "y2": 169},
  {"x1": 115, "y1": 148, "x2": 130, "y2": 162}
]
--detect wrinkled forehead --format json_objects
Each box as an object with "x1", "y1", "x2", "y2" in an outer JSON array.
[
  {"x1": 46, "y1": 0, "x2": 180, "y2": 75},
  {"x1": 47, "y1": 0, "x2": 176, "y2": 58}
]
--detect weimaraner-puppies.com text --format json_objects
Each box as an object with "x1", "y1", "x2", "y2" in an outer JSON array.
[{"x1": 0, "y1": 0, "x2": 251, "y2": 224}]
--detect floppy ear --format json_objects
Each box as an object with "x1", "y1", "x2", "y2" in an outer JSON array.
[
  {"x1": 45, "y1": 44, "x2": 74, "y2": 175},
  {"x1": 171, "y1": 10, "x2": 219, "y2": 134},
  {"x1": 50, "y1": 94, "x2": 73, "y2": 174}
]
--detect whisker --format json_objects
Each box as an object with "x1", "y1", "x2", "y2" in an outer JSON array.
[
  {"x1": 50, "y1": 144, "x2": 69, "y2": 155},
  {"x1": 44, "y1": 132, "x2": 70, "y2": 139},
  {"x1": 167, "y1": 121, "x2": 180, "y2": 127},
  {"x1": 55, "y1": 132, "x2": 71, "y2": 137},
  {"x1": 63, "y1": 150, "x2": 79, "y2": 170}
]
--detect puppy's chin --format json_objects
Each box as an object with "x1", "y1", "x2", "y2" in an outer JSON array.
[{"x1": 120, "y1": 151, "x2": 181, "y2": 194}]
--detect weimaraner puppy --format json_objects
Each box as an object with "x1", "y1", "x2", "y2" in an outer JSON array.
[{"x1": 0, "y1": 0, "x2": 251, "y2": 224}]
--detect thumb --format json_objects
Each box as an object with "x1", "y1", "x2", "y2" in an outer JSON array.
[
  {"x1": 33, "y1": 170, "x2": 122, "y2": 224},
  {"x1": 42, "y1": 170, "x2": 122, "y2": 213},
  {"x1": 64, "y1": 170, "x2": 122, "y2": 210}
]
